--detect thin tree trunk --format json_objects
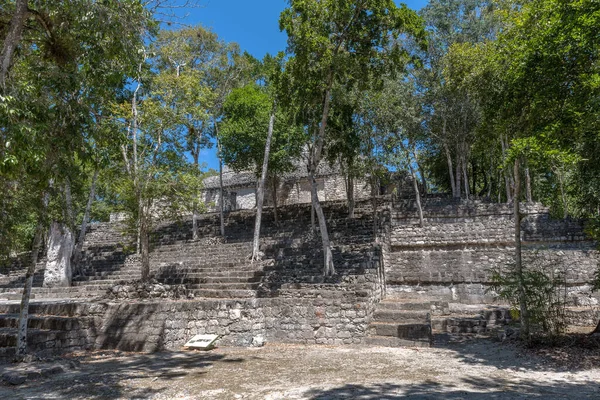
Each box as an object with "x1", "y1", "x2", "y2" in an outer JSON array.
[
  {"x1": 410, "y1": 165, "x2": 424, "y2": 228},
  {"x1": 192, "y1": 143, "x2": 200, "y2": 241},
  {"x1": 411, "y1": 146, "x2": 427, "y2": 195},
  {"x1": 463, "y1": 155, "x2": 470, "y2": 200},
  {"x1": 140, "y1": 212, "x2": 150, "y2": 281},
  {"x1": 217, "y1": 136, "x2": 225, "y2": 237},
  {"x1": 15, "y1": 222, "x2": 44, "y2": 360},
  {"x1": 525, "y1": 165, "x2": 533, "y2": 203},
  {"x1": 455, "y1": 150, "x2": 462, "y2": 199},
  {"x1": 310, "y1": 172, "x2": 334, "y2": 277},
  {"x1": 311, "y1": 202, "x2": 316, "y2": 233},
  {"x1": 347, "y1": 173, "x2": 355, "y2": 219},
  {"x1": 444, "y1": 143, "x2": 457, "y2": 198},
  {"x1": 311, "y1": 71, "x2": 335, "y2": 276},
  {"x1": 471, "y1": 161, "x2": 476, "y2": 198},
  {"x1": 272, "y1": 176, "x2": 278, "y2": 225},
  {"x1": 0, "y1": 0, "x2": 28, "y2": 90},
  {"x1": 514, "y1": 158, "x2": 530, "y2": 341},
  {"x1": 72, "y1": 169, "x2": 98, "y2": 269},
  {"x1": 501, "y1": 136, "x2": 513, "y2": 202},
  {"x1": 487, "y1": 161, "x2": 493, "y2": 199},
  {"x1": 16, "y1": 183, "x2": 49, "y2": 360},
  {"x1": 252, "y1": 112, "x2": 275, "y2": 261}
]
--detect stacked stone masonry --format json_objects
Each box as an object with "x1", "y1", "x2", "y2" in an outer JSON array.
[
  {"x1": 1, "y1": 197, "x2": 599, "y2": 356},
  {"x1": 385, "y1": 199, "x2": 599, "y2": 306}
]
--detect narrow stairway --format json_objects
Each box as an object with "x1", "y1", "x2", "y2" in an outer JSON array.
[{"x1": 365, "y1": 298, "x2": 433, "y2": 347}]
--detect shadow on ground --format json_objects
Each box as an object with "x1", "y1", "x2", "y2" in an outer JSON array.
[
  {"x1": 433, "y1": 332, "x2": 600, "y2": 373},
  {"x1": 2, "y1": 350, "x2": 232, "y2": 400},
  {"x1": 306, "y1": 378, "x2": 600, "y2": 399}
]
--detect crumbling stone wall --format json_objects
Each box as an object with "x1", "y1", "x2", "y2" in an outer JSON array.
[{"x1": 384, "y1": 199, "x2": 600, "y2": 305}]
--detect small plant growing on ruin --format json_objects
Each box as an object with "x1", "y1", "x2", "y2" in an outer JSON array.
[{"x1": 489, "y1": 257, "x2": 569, "y2": 338}]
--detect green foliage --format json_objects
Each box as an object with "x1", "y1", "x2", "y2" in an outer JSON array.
[
  {"x1": 220, "y1": 83, "x2": 303, "y2": 177},
  {"x1": 490, "y1": 257, "x2": 569, "y2": 337}
]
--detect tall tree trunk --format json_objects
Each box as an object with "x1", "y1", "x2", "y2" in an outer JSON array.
[
  {"x1": 409, "y1": 164, "x2": 424, "y2": 228},
  {"x1": 471, "y1": 161, "x2": 476, "y2": 198},
  {"x1": 72, "y1": 169, "x2": 98, "y2": 269},
  {"x1": 444, "y1": 143, "x2": 457, "y2": 198},
  {"x1": 15, "y1": 222, "x2": 44, "y2": 360},
  {"x1": 525, "y1": 164, "x2": 533, "y2": 203},
  {"x1": 455, "y1": 150, "x2": 462, "y2": 199},
  {"x1": 463, "y1": 155, "x2": 470, "y2": 200},
  {"x1": 217, "y1": 135, "x2": 225, "y2": 237},
  {"x1": 501, "y1": 136, "x2": 513, "y2": 202},
  {"x1": 311, "y1": 202, "x2": 316, "y2": 233},
  {"x1": 347, "y1": 173, "x2": 355, "y2": 219},
  {"x1": 252, "y1": 112, "x2": 275, "y2": 261},
  {"x1": 514, "y1": 158, "x2": 530, "y2": 341},
  {"x1": 412, "y1": 147, "x2": 427, "y2": 195},
  {"x1": 16, "y1": 183, "x2": 49, "y2": 360},
  {"x1": 310, "y1": 172, "x2": 334, "y2": 277},
  {"x1": 140, "y1": 207, "x2": 150, "y2": 282},
  {"x1": 192, "y1": 143, "x2": 200, "y2": 241},
  {"x1": 272, "y1": 175, "x2": 278, "y2": 225},
  {"x1": 311, "y1": 71, "x2": 335, "y2": 276},
  {"x1": 487, "y1": 161, "x2": 493, "y2": 199},
  {"x1": 0, "y1": 0, "x2": 28, "y2": 90}
]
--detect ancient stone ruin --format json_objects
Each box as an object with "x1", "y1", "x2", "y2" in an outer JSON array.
[{"x1": 0, "y1": 196, "x2": 598, "y2": 358}]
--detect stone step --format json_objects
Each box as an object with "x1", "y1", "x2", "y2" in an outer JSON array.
[
  {"x1": 373, "y1": 309, "x2": 430, "y2": 322},
  {"x1": 431, "y1": 314, "x2": 508, "y2": 334},
  {"x1": 157, "y1": 276, "x2": 263, "y2": 285},
  {"x1": 188, "y1": 289, "x2": 257, "y2": 299},
  {"x1": 0, "y1": 314, "x2": 89, "y2": 331},
  {"x1": 376, "y1": 300, "x2": 433, "y2": 311},
  {"x1": 0, "y1": 292, "x2": 32, "y2": 301},
  {"x1": 186, "y1": 283, "x2": 261, "y2": 290},
  {"x1": 153, "y1": 270, "x2": 265, "y2": 279},
  {"x1": 369, "y1": 321, "x2": 432, "y2": 340},
  {"x1": 73, "y1": 274, "x2": 139, "y2": 282},
  {"x1": 0, "y1": 302, "x2": 100, "y2": 317},
  {"x1": 72, "y1": 281, "x2": 121, "y2": 287},
  {"x1": 363, "y1": 335, "x2": 431, "y2": 348},
  {"x1": 0, "y1": 327, "x2": 91, "y2": 352}
]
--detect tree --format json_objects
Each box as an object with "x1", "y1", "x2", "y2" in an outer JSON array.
[
  {"x1": 220, "y1": 56, "x2": 303, "y2": 260},
  {"x1": 280, "y1": 0, "x2": 425, "y2": 276},
  {"x1": 152, "y1": 27, "x2": 221, "y2": 240},
  {"x1": 1, "y1": 0, "x2": 153, "y2": 358}
]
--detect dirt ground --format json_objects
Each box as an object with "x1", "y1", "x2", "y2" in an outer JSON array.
[{"x1": 1, "y1": 335, "x2": 599, "y2": 400}]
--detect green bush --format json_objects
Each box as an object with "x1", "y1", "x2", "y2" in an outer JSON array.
[{"x1": 489, "y1": 257, "x2": 568, "y2": 337}]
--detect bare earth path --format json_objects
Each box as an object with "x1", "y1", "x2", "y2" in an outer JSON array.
[{"x1": 1, "y1": 337, "x2": 599, "y2": 399}]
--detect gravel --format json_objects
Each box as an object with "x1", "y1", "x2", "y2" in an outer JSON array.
[{"x1": 1, "y1": 336, "x2": 599, "y2": 399}]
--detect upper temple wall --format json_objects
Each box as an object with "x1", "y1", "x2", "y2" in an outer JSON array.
[{"x1": 383, "y1": 198, "x2": 600, "y2": 304}]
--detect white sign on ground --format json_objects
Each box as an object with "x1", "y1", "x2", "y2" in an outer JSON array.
[{"x1": 184, "y1": 334, "x2": 220, "y2": 350}]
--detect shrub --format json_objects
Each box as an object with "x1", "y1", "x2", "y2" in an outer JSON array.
[{"x1": 489, "y1": 255, "x2": 568, "y2": 337}]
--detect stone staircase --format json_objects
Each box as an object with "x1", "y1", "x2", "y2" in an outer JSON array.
[
  {"x1": 0, "y1": 200, "x2": 387, "y2": 357},
  {"x1": 0, "y1": 301, "x2": 98, "y2": 359},
  {"x1": 0, "y1": 200, "x2": 381, "y2": 303},
  {"x1": 365, "y1": 297, "x2": 433, "y2": 347}
]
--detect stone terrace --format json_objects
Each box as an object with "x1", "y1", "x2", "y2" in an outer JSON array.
[
  {"x1": 0, "y1": 200, "x2": 387, "y2": 357},
  {"x1": 1, "y1": 196, "x2": 598, "y2": 358}
]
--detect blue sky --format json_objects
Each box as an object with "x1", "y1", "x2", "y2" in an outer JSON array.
[{"x1": 173, "y1": 0, "x2": 429, "y2": 171}]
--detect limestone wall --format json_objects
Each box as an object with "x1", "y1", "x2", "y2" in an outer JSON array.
[
  {"x1": 384, "y1": 199, "x2": 600, "y2": 304},
  {"x1": 202, "y1": 174, "x2": 371, "y2": 212}
]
